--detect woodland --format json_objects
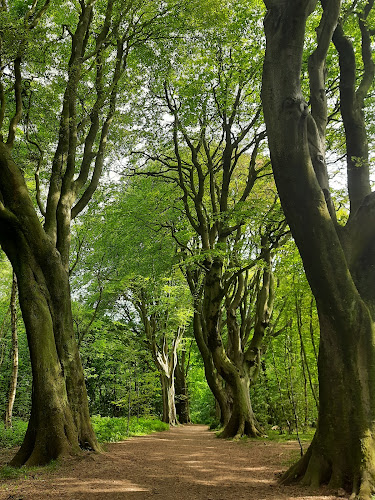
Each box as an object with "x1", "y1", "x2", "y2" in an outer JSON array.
[{"x1": 0, "y1": 0, "x2": 374, "y2": 498}]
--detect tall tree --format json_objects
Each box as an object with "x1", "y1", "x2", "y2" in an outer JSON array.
[
  {"x1": 0, "y1": 0, "x2": 177, "y2": 465},
  {"x1": 127, "y1": 277, "x2": 192, "y2": 425},
  {"x1": 134, "y1": 10, "x2": 289, "y2": 434},
  {"x1": 262, "y1": 0, "x2": 375, "y2": 497}
]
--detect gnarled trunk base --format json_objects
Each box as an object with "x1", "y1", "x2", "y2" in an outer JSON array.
[
  {"x1": 218, "y1": 374, "x2": 261, "y2": 438},
  {"x1": 281, "y1": 431, "x2": 375, "y2": 500},
  {"x1": 280, "y1": 311, "x2": 375, "y2": 500}
]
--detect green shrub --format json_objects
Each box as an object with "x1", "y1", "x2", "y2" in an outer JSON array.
[
  {"x1": 0, "y1": 419, "x2": 28, "y2": 448},
  {"x1": 0, "y1": 416, "x2": 168, "y2": 450},
  {"x1": 91, "y1": 415, "x2": 169, "y2": 443}
]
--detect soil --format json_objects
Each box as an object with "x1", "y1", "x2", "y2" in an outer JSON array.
[{"x1": 0, "y1": 424, "x2": 348, "y2": 500}]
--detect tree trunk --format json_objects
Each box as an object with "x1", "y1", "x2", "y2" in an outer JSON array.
[
  {"x1": 5, "y1": 272, "x2": 18, "y2": 429},
  {"x1": 160, "y1": 373, "x2": 177, "y2": 425},
  {"x1": 262, "y1": 1, "x2": 375, "y2": 497},
  {"x1": 192, "y1": 309, "x2": 231, "y2": 427},
  {"x1": 283, "y1": 308, "x2": 375, "y2": 495},
  {"x1": 175, "y1": 351, "x2": 191, "y2": 424},
  {"x1": 202, "y1": 256, "x2": 273, "y2": 438},
  {"x1": 3, "y1": 244, "x2": 99, "y2": 466},
  {"x1": 218, "y1": 370, "x2": 260, "y2": 439}
]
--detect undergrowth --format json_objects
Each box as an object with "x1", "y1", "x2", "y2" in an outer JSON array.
[
  {"x1": 0, "y1": 416, "x2": 168, "y2": 479},
  {"x1": 263, "y1": 428, "x2": 315, "y2": 442},
  {"x1": 0, "y1": 460, "x2": 58, "y2": 481},
  {"x1": 91, "y1": 416, "x2": 169, "y2": 443},
  {"x1": 0, "y1": 416, "x2": 169, "y2": 450},
  {"x1": 0, "y1": 419, "x2": 28, "y2": 448}
]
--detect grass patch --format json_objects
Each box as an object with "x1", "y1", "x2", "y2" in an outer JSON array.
[
  {"x1": 264, "y1": 428, "x2": 315, "y2": 442},
  {"x1": 0, "y1": 465, "x2": 26, "y2": 480},
  {"x1": 0, "y1": 416, "x2": 168, "y2": 452},
  {"x1": 0, "y1": 419, "x2": 28, "y2": 448},
  {"x1": 91, "y1": 416, "x2": 169, "y2": 443},
  {"x1": 0, "y1": 460, "x2": 58, "y2": 481}
]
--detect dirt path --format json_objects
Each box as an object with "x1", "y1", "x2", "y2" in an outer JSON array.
[{"x1": 0, "y1": 425, "x2": 347, "y2": 500}]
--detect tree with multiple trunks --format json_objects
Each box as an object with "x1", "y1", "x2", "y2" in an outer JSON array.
[
  {"x1": 262, "y1": 0, "x2": 375, "y2": 497},
  {"x1": 0, "y1": 0, "x2": 180, "y2": 465},
  {"x1": 130, "y1": 3, "x2": 291, "y2": 437},
  {"x1": 124, "y1": 276, "x2": 192, "y2": 426},
  {"x1": 69, "y1": 177, "x2": 194, "y2": 426}
]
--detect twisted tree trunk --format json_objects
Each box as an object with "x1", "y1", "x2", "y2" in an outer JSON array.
[{"x1": 262, "y1": 0, "x2": 375, "y2": 496}]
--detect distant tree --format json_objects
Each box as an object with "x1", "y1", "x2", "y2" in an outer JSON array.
[{"x1": 124, "y1": 276, "x2": 192, "y2": 425}]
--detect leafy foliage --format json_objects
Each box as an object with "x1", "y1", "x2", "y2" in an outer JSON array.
[{"x1": 91, "y1": 415, "x2": 169, "y2": 443}]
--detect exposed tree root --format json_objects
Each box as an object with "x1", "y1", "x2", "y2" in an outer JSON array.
[
  {"x1": 280, "y1": 438, "x2": 375, "y2": 500},
  {"x1": 218, "y1": 411, "x2": 262, "y2": 439},
  {"x1": 9, "y1": 401, "x2": 98, "y2": 467}
]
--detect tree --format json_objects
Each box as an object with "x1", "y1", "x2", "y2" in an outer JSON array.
[
  {"x1": 131, "y1": 6, "x2": 290, "y2": 435},
  {"x1": 262, "y1": 0, "x2": 375, "y2": 497},
  {"x1": 126, "y1": 276, "x2": 192, "y2": 425},
  {"x1": 69, "y1": 176, "x2": 194, "y2": 425},
  {"x1": 0, "y1": 0, "x2": 179, "y2": 465},
  {"x1": 175, "y1": 347, "x2": 191, "y2": 424}
]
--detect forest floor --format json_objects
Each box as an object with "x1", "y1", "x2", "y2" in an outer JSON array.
[{"x1": 0, "y1": 424, "x2": 348, "y2": 500}]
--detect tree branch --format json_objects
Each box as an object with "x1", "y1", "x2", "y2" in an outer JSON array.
[{"x1": 6, "y1": 58, "x2": 22, "y2": 148}]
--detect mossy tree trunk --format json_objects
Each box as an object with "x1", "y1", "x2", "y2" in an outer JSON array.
[
  {"x1": 0, "y1": 0, "x2": 134, "y2": 465},
  {"x1": 202, "y1": 244, "x2": 275, "y2": 439},
  {"x1": 191, "y1": 304, "x2": 231, "y2": 428},
  {"x1": 5, "y1": 272, "x2": 18, "y2": 429},
  {"x1": 0, "y1": 145, "x2": 100, "y2": 466},
  {"x1": 262, "y1": 0, "x2": 375, "y2": 497}
]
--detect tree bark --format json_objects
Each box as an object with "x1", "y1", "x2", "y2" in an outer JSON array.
[
  {"x1": 262, "y1": 1, "x2": 375, "y2": 497},
  {"x1": 218, "y1": 369, "x2": 260, "y2": 438},
  {"x1": 5, "y1": 272, "x2": 18, "y2": 429},
  {"x1": 160, "y1": 373, "x2": 178, "y2": 425},
  {"x1": 192, "y1": 308, "x2": 231, "y2": 427},
  {"x1": 202, "y1": 261, "x2": 263, "y2": 438},
  {"x1": 175, "y1": 351, "x2": 191, "y2": 424},
  {"x1": 1, "y1": 233, "x2": 99, "y2": 466}
]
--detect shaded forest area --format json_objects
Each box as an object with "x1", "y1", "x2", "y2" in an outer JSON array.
[{"x1": 0, "y1": 0, "x2": 374, "y2": 498}]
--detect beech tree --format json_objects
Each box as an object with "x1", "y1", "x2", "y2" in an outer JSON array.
[
  {"x1": 262, "y1": 0, "x2": 375, "y2": 497},
  {"x1": 130, "y1": 4, "x2": 291, "y2": 437},
  {"x1": 125, "y1": 277, "x2": 192, "y2": 425},
  {"x1": 0, "y1": 0, "x2": 178, "y2": 465},
  {"x1": 69, "y1": 176, "x2": 194, "y2": 425}
]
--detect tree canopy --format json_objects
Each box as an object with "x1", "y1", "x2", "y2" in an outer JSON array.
[{"x1": 1, "y1": 1, "x2": 375, "y2": 498}]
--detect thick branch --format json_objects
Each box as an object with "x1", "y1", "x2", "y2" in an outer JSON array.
[
  {"x1": 332, "y1": 16, "x2": 371, "y2": 215},
  {"x1": 6, "y1": 58, "x2": 22, "y2": 148}
]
